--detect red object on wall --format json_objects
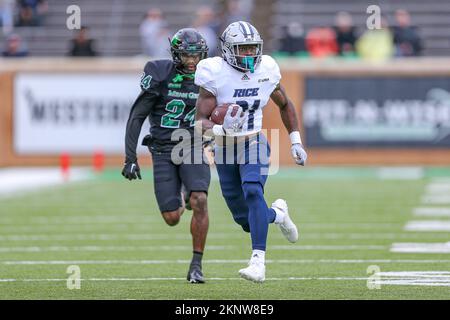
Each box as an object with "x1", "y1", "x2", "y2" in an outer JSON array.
[
  {"x1": 93, "y1": 150, "x2": 105, "y2": 173},
  {"x1": 60, "y1": 152, "x2": 70, "y2": 181}
]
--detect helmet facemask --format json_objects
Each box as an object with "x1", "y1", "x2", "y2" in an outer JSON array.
[{"x1": 231, "y1": 42, "x2": 263, "y2": 73}]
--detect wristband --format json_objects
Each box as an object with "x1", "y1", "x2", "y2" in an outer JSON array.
[
  {"x1": 289, "y1": 131, "x2": 302, "y2": 145},
  {"x1": 212, "y1": 124, "x2": 226, "y2": 136}
]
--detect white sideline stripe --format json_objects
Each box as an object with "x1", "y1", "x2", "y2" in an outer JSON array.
[
  {"x1": 0, "y1": 222, "x2": 404, "y2": 232},
  {"x1": 4, "y1": 259, "x2": 450, "y2": 265},
  {"x1": 0, "y1": 277, "x2": 370, "y2": 283},
  {"x1": 1, "y1": 275, "x2": 449, "y2": 286},
  {"x1": 0, "y1": 216, "x2": 159, "y2": 225},
  {"x1": 413, "y1": 207, "x2": 450, "y2": 217},
  {"x1": 0, "y1": 245, "x2": 235, "y2": 252},
  {"x1": 2, "y1": 232, "x2": 449, "y2": 241},
  {"x1": 421, "y1": 195, "x2": 450, "y2": 204},
  {"x1": 425, "y1": 183, "x2": 450, "y2": 192},
  {"x1": 374, "y1": 280, "x2": 450, "y2": 286},
  {"x1": 404, "y1": 221, "x2": 450, "y2": 232},
  {"x1": 0, "y1": 167, "x2": 90, "y2": 198},
  {"x1": 0, "y1": 245, "x2": 388, "y2": 252},
  {"x1": 271, "y1": 245, "x2": 386, "y2": 250},
  {"x1": 378, "y1": 271, "x2": 450, "y2": 277},
  {"x1": 391, "y1": 242, "x2": 450, "y2": 253},
  {"x1": 374, "y1": 271, "x2": 450, "y2": 286}
]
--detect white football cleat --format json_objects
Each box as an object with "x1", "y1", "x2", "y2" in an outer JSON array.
[
  {"x1": 239, "y1": 261, "x2": 265, "y2": 283},
  {"x1": 272, "y1": 199, "x2": 298, "y2": 243}
]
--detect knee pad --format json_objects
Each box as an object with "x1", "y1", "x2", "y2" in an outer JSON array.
[{"x1": 242, "y1": 182, "x2": 263, "y2": 200}]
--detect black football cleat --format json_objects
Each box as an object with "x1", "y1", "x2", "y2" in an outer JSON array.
[{"x1": 187, "y1": 265, "x2": 205, "y2": 284}]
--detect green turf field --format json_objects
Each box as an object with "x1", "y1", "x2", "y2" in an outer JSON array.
[{"x1": 0, "y1": 167, "x2": 449, "y2": 299}]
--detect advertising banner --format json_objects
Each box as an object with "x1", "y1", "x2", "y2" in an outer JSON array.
[
  {"x1": 14, "y1": 73, "x2": 150, "y2": 154},
  {"x1": 303, "y1": 77, "x2": 450, "y2": 147}
]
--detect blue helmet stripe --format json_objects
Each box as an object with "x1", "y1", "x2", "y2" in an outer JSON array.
[
  {"x1": 245, "y1": 22, "x2": 254, "y2": 37},
  {"x1": 239, "y1": 22, "x2": 249, "y2": 37}
]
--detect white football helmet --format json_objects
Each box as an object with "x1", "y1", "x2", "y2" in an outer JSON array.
[{"x1": 219, "y1": 21, "x2": 263, "y2": 73}]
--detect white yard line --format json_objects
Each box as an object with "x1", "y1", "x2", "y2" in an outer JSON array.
[
  {"x1": 2, "y1": 259, "x2": 450, "y2": 265},
  {"x1": 1, "y1": 273, "x2": 449, "y2": 287},
  {"x1": 0, "y1": 223, "x2": 404, "y2": 233},
  {"x1": 421, "y1": 195, "x2": 450, "y2": 204},
  {"x1": 391, "y1": 242, "x2": 450, "y2": 253},
  {"x1": 413, "y1": 207, "x2": 450, "y2": 217},
  {"x1": 0, "y1": 216, "x2": 158, "y2": 225},
  {"x1": 0, "y1": 244, "x2": 388, "y2": 253},
  {"x1": 404, "y1": 221, "x2": 450, "y2": 232},
  {"x1": 0, "y1": 245, "x2": 236, "y2": 252},
  {"x1": 425, "y1": 184, "x2": 450, "y2": 193},
  {"x1": 1, "y1": 232, "x2": 448, "y2": 241},
  {"x1": 271, "y1": 245, "x2": 386, "y2": 250},
  {"x1": 0, "y1": 277, "x2": 369, "y2": 282},
  {"x1": 374, "y1": 271, "x2": 450, "y2": 286}
]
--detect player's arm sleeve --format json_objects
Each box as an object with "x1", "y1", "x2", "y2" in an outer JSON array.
[
  {"x1": 124, "y1": 91, "x2": 158, "y2": 163},
  {"x1": 125, "y1": 62, "x2": 162, "y2": 163},
  {"x1": 194, "y1": 60, "x2": 218, "y2": 96}
]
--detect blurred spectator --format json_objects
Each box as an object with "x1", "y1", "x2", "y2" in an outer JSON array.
[
  {"x1": 68, "y1": 26, "x2": 98, "y2": 57},
  {"x1": 0, "y1": 0, "x2": 15, "y2": 34},
  {"x1": 16, "y1": 0, "x2": 48, "y2": 27},
  {"x1": 2, "y1": 33, "x2": 28, "y2": 56},
  {"x1": 392, "y1": 9, "x2": 422, "y2": 56},
  {"x1": 305, "y1": 27, "x2": 338, "y2": 58},
  {"x1": 277, "y1": 22, "x2": 307, "y2": 56},
  {"x1": 356, "y1": 18, "x2": 394, "y2": 61},
  {"x1": 334, "y1": 11, "x2": 357, "y2": 57},
  {"x1": 223, "y1": 0, "x2": 253, "y2": 27},
  {"x1": 139, "y1": 8, "x2": 170, "y2": 58},
  {"x1": 193, "y1": 6, "x2": 219, "y2": 57}
]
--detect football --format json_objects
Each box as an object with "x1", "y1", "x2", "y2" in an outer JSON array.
[{"x1": 210, "y1": 103, "x2": 241, "y2": 125}]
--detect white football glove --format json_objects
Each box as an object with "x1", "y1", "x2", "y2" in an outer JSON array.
[
  {"x1": 291, "y1": 143, "x2": 307, "y2": 166},
  {"x1": 222, "y1": 105, "x2": 245, "y2": 134}
]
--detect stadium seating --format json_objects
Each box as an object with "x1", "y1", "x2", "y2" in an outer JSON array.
[
  {"x1": 271, "y1": 0, "x2": 450, "y2": 56},
  {"x1": 0, "y1": 0, "x2": 215, "y2": 56}
]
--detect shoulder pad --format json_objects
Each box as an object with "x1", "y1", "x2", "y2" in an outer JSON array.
[
  {"x1": 261, "y1": 55, "x2": 281, "y2": 85},
  {"x1": 194, "y1": 57, "x2": 222, "y2": 96},
  {"x1": 141, "y1": 59, "x2": 174, "y2": 92}
]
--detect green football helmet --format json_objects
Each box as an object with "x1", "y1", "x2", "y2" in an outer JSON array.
[{"x1": 169, "y1": 28, "x2": 208, "y2": 74}]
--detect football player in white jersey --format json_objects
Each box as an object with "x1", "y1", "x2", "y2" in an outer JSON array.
[{"x1": 194, "y1": 21, "x2": 307, "y2": 282}]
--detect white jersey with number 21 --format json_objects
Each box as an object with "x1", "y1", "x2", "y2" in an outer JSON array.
[{"x1": 194, "y1": 55, "x2": 281, "y2": 136}]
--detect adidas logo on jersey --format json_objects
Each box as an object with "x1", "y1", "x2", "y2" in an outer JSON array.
[{"x1": 241, "y1": 74, "x2": 250, "y2": 81}]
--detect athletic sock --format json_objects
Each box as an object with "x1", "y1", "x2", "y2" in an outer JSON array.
[
  {"x1": 272, "y1": 207, "x2": 284, "y2": 224},
  {"x1": 191, "y1": 251, "x2": 203, "y2": 268},
  {"x1": 269, "y1": 208, "x2": 277, "y2": 224}
]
